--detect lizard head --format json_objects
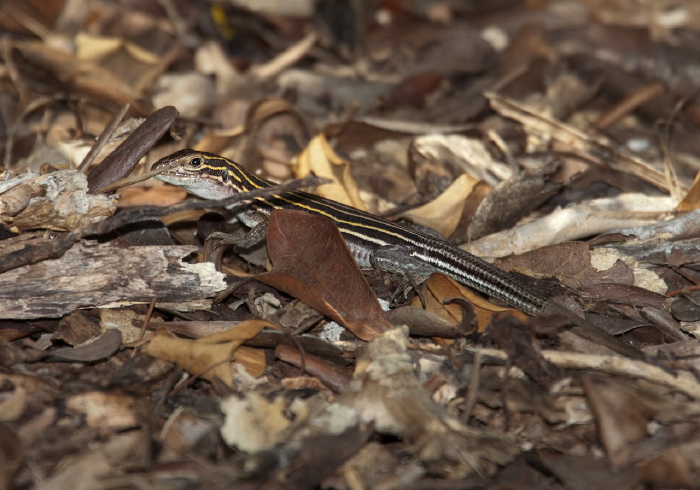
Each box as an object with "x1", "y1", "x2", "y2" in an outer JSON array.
[{"x1": 152, "y1": 149, "x2": 244, "y2": 200}]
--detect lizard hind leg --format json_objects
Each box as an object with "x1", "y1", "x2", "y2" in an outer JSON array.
[{"x1": 371, "y1": 245, "x2": 437, "y2": 308}]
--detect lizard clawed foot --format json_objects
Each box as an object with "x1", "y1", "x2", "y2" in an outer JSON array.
[
  {"x1": 203, "y1": 220, "x2": 268, "y2": 270},
  {"x1": 387, "y1": 275, "x2": 427, "y2": 309},
  {"x1": 204, "y1": 231, "x2": 241, "y2": 270}
]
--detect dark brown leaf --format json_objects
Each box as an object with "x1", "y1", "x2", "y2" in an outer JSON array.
[
  {"x1": 271, "y1": 426, "x2": 372, "y2": 489},
  {"x1": 0, "y1": 321, "x2": 43, "y2": 342},
  {"x1": 384, "y1": 71, "x2": 443, "y2": 109},
  {"x1": 258, "y1": 209, "x2": 392, "y2": 341},
  {"x1": 489, "y1": 313, "x2": 562, "y2": 387},
  {"x1": 583, "y1": 376, "x2": 653, "y2": 466},
  {"x1": 55, "y1": 310, "x2": 101, "y2": 346},
  {"x1": 539, "y1": 454, "x2": 641, "y2": 490},
  {"x1": 0, "y1": 421, "x2": 24, "y2": 490},
  {"x1": 467, "y1": 159, "x2": 563, "y2": 241},
  {"x1": 385, "y1": 304, "x2": 471, "y2": 338},
  {"x1": 46, "y1": 328, "x2": 122, "y2": 362},
  {"x1": 87, "y1": 106, "x2": 179, "y2": 192},
  {"x1": 498, "y1": 242, "x2": 634, "y2": 290},
  {"x1": 116, "y1": 217, "x2": 174, "y2": 246},
  {"x1": 579, "y1": 282, "x2": 668, "y2": 309}
]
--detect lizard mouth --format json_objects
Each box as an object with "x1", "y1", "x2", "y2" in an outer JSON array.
[{"x1": 153, "y1": 169, "x2": 197, "y2": 184}]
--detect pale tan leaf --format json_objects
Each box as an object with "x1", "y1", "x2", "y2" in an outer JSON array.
[
  {"x1": 143, "y1": 320, "x2": 270, "y2": 386},
  {"x1": 398, "y1": 173, "x2": 477, "y2": 238},
  {"x1": 294, "y1": 134, "x2": 366, "y2": 210}
]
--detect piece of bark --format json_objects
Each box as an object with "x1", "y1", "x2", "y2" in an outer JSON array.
[
  {"x1": 0, "y1": 241, "x2": 226, "y2": 319},
  {"x1": 0, "y1": 170, "x2": 117, "y2": 232}
]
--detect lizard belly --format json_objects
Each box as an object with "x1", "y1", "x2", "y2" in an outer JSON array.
[{"x1": 343, "y1": 239, "x2": 374, "y2": 268}]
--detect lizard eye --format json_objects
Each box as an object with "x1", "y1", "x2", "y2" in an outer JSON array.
[
  {"x1": 189, "y1": 157, "x2": 203, "y2": 168},
  {"x1": 220, "y1": 169, "x2": 228, "y2": 182}
]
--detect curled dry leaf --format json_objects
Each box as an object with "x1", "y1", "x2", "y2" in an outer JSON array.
[
  {"x1": 386, "y1": 304, "x2": 470, "y2": 338},
  {"x1": 676, "y1": 170, "x2": 700, "y2": 212},
  {"x1": 259, "y1": 209, "x2": 392, "y2": 341},
  {"x1": 238, "y1": 96, "x2": 309, "y2": 168},
  {"x1": 245, "y1": 96, "x2": 304, "y2": 132},
  {"x1": 413, "y1": 273, "x2": 524, "y2": 332},
  {"x1": 398, "y1": 173, "x2": 476, "y2": 239},
  {"x1": 294, "y1": 134, "x2": 366, "y2": 209},
  {"x1": 143, "y1": 319, "x2": 270, "y2": 386},
  {"x1": 410, "y1": 133, "x2": 513, "y2": 188}
]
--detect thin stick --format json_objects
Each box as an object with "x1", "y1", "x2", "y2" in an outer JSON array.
[{"x1": 465, "y1": 347, "x2": 700, "y2": 399}]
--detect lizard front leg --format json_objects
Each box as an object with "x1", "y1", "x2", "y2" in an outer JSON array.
[{"x1": 204, "y1": 210, "x2": 269, "y2": 269}]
